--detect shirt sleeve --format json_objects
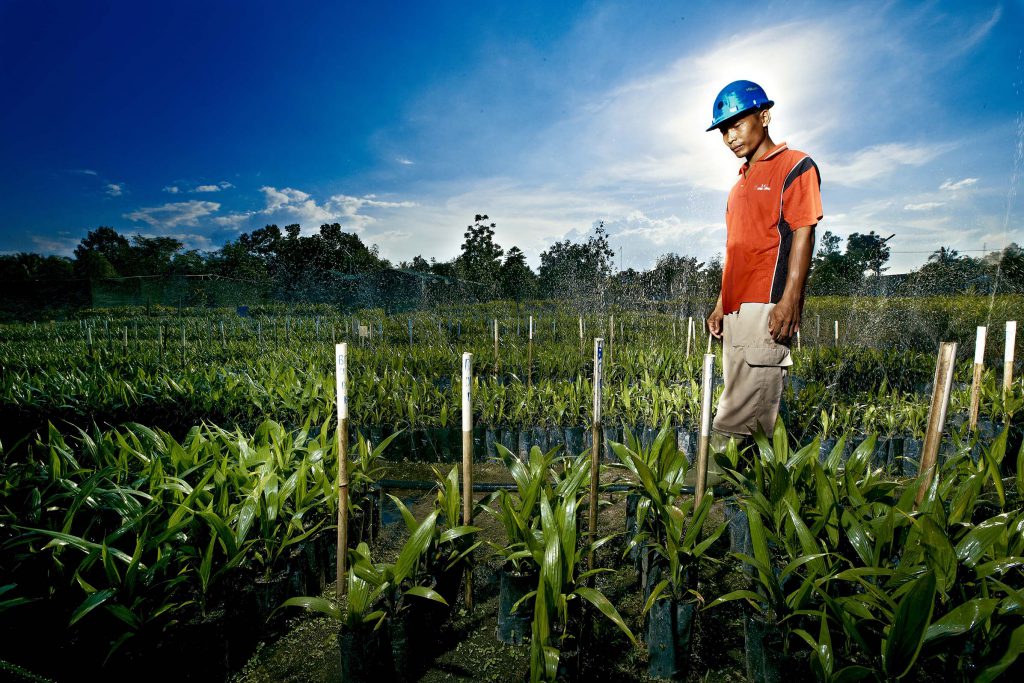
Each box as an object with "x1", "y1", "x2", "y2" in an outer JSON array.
[{"x1": 781, "y1": 156, "x2": 822, "y2": 229}]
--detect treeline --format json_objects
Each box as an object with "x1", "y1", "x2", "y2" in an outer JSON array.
[{"x1": 2, "y1": 218, "x2": 1021, "y2": 316}]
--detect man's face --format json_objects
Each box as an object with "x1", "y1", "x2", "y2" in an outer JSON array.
[{"x1": 719, "y1": 109, "x2": 769, "y2": 159}]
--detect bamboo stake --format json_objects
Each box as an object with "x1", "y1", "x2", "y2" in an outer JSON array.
[
  {"x1": 686, "y1": 316, "x2": 693, "y2": 355},
  {"x1": 834, "y1": 320, "x2": 839, "y2": 346},
  {"x1": 493, "y1": 318, "x2": 499, "y2": 376},
  {"x1": 796, "y1": 328, "x2": 801, "y2": 352},
  {"x1": 588, "y1": 337, "x2": 604, "y2": 572},
  {"x1": 915, "y1": 342, "x2": 958, "y2": 508},
  {"x1": 335, "y1": 343, "x2": 349, "y2": 601},
  {"x1": 579, "y1": 315, "x2": 584, "y2": 354},
  {"x1": 1005, "y1": 321, "x2": 1017, "y2": 397},
  {"x1": 609, "y1": 314, "x2": 615, "y2": 366},
  {"x1": 527, "y1": 316, "x2": 533, "y2": 388},
  {"x1": 969, "y1": 326, "x2": 986, "y2": 431},
  {"x1": 461, "y1": 352, "x2": 474, "y2": 609},
  {"x1": 694, "y1": 352, "x2": 715, "y2": 508}
]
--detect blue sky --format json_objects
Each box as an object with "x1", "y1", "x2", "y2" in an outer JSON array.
[{"x1": 1, "y1": 0, "x2": 1021, "y2": 273}]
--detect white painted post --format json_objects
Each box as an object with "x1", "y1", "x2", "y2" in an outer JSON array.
[
  {"x1": 461, "y1": 352, "x2": 474, "y2": 609},
  {"x1": 588, "y1": 337, "x2": 604, "y2": 570},
  {"x1": 1005, "y1": 321, "x2": 1017, "y2": 397},
  {"x1": 970, "y1": 326, "x2": 986, "y2": 431},
  {"x1": 527, "y1": 316, "x2": 534, "y2": 387},
  {"x1": 335, "y1": 344, "x2": 349, "y2": 601}
]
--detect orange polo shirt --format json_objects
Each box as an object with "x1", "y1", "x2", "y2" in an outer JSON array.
[{"x1": 721, "y1": 142, "x2": 822, "y2": 315}]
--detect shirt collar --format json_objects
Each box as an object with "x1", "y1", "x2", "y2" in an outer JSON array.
[{"x1": 738, "y1": 142, "x2": 789, "y2": 175}]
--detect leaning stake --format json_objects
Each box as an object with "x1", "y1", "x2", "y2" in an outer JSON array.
[
  {"x1": 462, "y1": 352, "x2": 474, "y2": 609},
  {"x1": 969, "y1": 326, "x2": 986, "y2": 431},
  {"x1": 335, "y1": 343, "x2": 349, "y2": 601},
  {"x1": 915, "y1": 342, "x2": 957, "y2": 508},
  {"x1": 588, "y1": 337, "x2": 604, "y2": 573},
  {"x1": 694, "y1": 352, "x2": 715, "y2": 508}
]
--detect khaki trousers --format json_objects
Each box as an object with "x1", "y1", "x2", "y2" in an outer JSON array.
[{"x1": 712, "y1": 303, "x2": 792, "y2": 438}]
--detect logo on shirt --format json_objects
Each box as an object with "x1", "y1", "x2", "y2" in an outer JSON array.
[{"x1": 755, "y1": 184, "x2": 771, "y2": 191}]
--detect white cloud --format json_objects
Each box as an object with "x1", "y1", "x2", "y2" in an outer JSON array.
[
  {"x1": 824, "y1": 143, "x2": 953, "y2": 186},
  {"x1": 396, "y1": 157, "x2": 414, "y2": 165},
  {"x1": 163, "y1": 185, "x2": 181, "y2": 194},
  {"x1": 212, "y1": 187, "x2": 420, "y2": 234},
  {"x1": 955, "y1": 6, "x2": 1002, "y2": 56},
  {"x1": 105, "y1": 183, "x2": 124, "y2": 197},
  {"x1": 904, "y1": 201, "x2": 945, "y2": 211},
  {"x1": 124, "y1": 200, "x2": 220, "y2": 230},
  {"x1": 31, "y1": 235, "x2": 80, "y2": 256},
  {"x1": 940, "y1": 177, "x2": 978, "y2": 191},
  {"x1": 68, "y1": 169, "x2": 98, "y2": 176},
  {"x1": 194, "y1": 181, "x2": 234, "y2": 192}
]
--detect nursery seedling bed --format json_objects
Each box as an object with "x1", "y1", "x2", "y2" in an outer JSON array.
[{"x1": 233, "y1": 486, "x2": 752, "y2": 682}]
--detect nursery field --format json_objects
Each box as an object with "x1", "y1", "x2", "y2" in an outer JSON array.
[{"x1": 0, "y1": 297, "x2": 1022, "y2": 682}]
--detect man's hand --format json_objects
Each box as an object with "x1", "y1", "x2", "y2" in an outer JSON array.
[
  {"x1": 708, "y1": 301, "x2": 725, "y2": 339},
  {"x1": 768, "y1": 298, "x2": 800, "y2": 341}
]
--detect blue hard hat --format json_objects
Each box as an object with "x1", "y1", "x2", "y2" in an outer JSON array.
[{"x1": 706, "y1": 80, "x2": 774, "y2": 131}]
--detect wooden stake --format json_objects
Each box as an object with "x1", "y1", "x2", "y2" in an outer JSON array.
[
  {"x1": 1005, "y1": 321, "x2": 1017, "y2": 397},
  {"x1": 834, "y1": 320, "x2": 839, "y2": 346},
  {"x1": 335, "y1": 343, "x2": 349, "y2": 602},
  {"x1": 461, "y1": 352, "x2": 474, "y2": 609},
  {"x1": 915, "y1": 342, "x2": 958, "y2": 508},
  {"x1": 969, "y1": 326, "x2": 986, "y2": 431},
  {"x1": 686, "y1": 316, "x2": 693, "y2": 355},
  {"x1": 588, "y1": 337, "x2": 604, "y2": 573},
  {"x1": 694, "y1": 352, "x2": 715, "y2": 508},
  {"x1": 493, "y1": 318, "x2": 499, "y2": 376}
]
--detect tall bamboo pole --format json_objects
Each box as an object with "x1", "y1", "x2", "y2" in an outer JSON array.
[
  {"x1": 461, "y1": 352, "x2": 474, "y2": 609},
  {"x1": 694, "y1": 352, "x2": 715, "y2": 507},
  {"x1": 335, "y1": 343, "x2": 349, "y2": 601},
  {"x1": 493, "y1": 318, "x2": 499, "y2": 377},
  {"x1": 588, "y1": 338, "x2": 604, "y2": 571},
  {"x1": 969, "y1": 326, "x2": 986, "y2": 431},
  {"x1": 915, "y1": 342, "x2": 957, "y2": 508}
]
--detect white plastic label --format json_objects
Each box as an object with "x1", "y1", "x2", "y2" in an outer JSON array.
[
  {"x1": 462, "y1": 352, "x2": 472, "y2": 432},
  {"x1": 529, "y1": 316, "x2": 533, "y2": 340},
  {"x1": 335, "y1": 343, "x2": 348, "y2": 419},
  {"x1": 593, "y1": 338, "x2": 604, "y2": 422},
  {"x1": 974, "y1": 326, "x2": 987, "y2": 365},
  {"x1": 1007, "y1": 321, "x2": 1017, "y2": 363}
]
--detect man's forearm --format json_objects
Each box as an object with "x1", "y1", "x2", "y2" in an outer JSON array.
[{"x1": 780, "y1": 227, "x2": 814, "y2": 302}]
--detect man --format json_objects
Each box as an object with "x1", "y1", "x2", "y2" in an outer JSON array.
[{"x1": 705, "y1": 80, "x2": 822, "y2": 447}]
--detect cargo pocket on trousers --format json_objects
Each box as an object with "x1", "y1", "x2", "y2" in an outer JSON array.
[{"x1": 742, "y1": 345, "x2": 791, "y2": 367}]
